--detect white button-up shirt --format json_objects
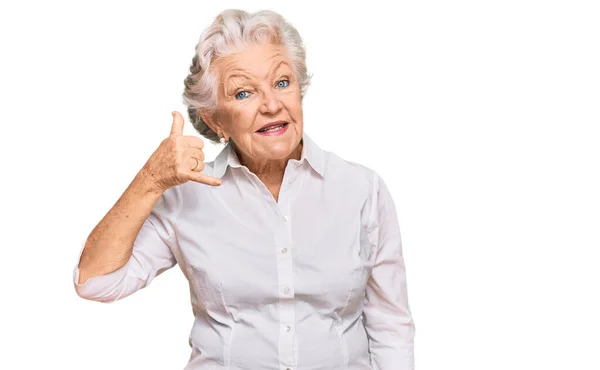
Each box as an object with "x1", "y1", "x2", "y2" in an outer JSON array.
[{"x1": 73, "y1": 132, "x2": 415, "y2": 370}]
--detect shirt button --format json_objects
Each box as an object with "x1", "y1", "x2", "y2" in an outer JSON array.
[
  {"x1": 285, "y1": 325, "x2": 291, "y2": 332},
  {"x1": 281, "y1": 247, "x2": 288, "y2": 253},
  {"x1": 283, "y1": 287, "x2": 290, "y2": 294},
  {"x1": 283, "y1": 215, "x2": 289, "y2": 222}
]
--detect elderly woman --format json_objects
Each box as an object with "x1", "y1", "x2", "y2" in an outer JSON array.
[{"x1": 73, "y1": 8, "x2": 415, "y2": 370}]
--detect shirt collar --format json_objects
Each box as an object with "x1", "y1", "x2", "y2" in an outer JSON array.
[{"x1": 212, "y1": 131, "x2": 325, "y2": 179}]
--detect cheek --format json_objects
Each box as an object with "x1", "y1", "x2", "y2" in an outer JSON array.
[
  {"x1": 280, "y1": 91, "x2": 302, "y2": 112},
  {"x1": 225, "y1": 102, "x2": 259, "y2": 133},
  {"x1": 284, "y1": 98, "x2": 303, "y2": 120}
]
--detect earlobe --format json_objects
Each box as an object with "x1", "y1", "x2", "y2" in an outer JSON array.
[{"x1": 200, "y1": 110, "x2": 228, "y2": 142}]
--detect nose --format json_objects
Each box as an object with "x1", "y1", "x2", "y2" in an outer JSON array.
[{"x1": 259, "y1": 88, "x2": 283, "y2": 114}]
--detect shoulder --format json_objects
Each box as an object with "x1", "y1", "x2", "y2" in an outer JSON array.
[
  {"x1": 324, "y1": 151, "x2": 387, "y2": 234},
  {"x1": 323, "y1": 150, "x2": 381, "y2": 195}
]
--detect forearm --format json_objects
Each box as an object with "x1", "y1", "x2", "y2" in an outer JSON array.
[{"x1": 77, "y1": 170, "x2": 162, "y2": 284}]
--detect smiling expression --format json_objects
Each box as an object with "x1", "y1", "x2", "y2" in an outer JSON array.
[{"x1": 203, "y1": 43, "x2": 304, "y2": 165}]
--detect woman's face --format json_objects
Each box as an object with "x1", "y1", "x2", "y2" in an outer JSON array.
[{"x1": 207, "y1": 43, "x2": 303, "y2": 164}]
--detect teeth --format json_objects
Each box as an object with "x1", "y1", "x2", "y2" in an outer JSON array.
[{"x1": 259, "y1": 123, "x2": 285, "y2": 132}]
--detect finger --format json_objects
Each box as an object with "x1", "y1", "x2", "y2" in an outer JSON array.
[
  {"x1": 188, "y1": 156, "x2": 201, "y2": 172},
  {"x1": 189, "y1": 172, "x2": 223, "y2": 186},
  {"x1": 182, "y1": 135, "x2": 205, "y2": 150},
  {"x1": 186, "y1": 153, "x2": 204, "y2": 172},
  {"x1": 185, "y1": 148, "x2": 204, "y2": 163},
  {"x1": 170, "y1": 111, "x2": 184, "y2": 136}
]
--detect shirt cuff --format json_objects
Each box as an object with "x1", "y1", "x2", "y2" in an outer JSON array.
[
  {"x1": 369, "y1": 344, "x2": 414, "y2": 370},
  {"x1": 73, "y1": 238, "x2": 129, "y2": 302}
]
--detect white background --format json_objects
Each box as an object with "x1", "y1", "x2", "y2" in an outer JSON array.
[{"x1": 0, "y1": 0, "x2": 598, "y2": 369}]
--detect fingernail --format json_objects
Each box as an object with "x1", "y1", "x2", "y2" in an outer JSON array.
[{"x1": 171, "y1": 111, "x2": 175, "y2": 117}]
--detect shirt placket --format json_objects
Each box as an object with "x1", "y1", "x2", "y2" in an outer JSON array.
[
  {"x1": 275, "y1": 166, "x2": 297, "y2": 370},
  {"x1": 243, "y1": 162, "x2": 300, "y2": 370}
]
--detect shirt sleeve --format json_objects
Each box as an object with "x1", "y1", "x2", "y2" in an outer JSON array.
[
  {"x1": 73, "y1": 189, "x2": 179, "y2": 303},
  {"x1": 362, "y1": 173, "x2": 416, "y2": 370}
]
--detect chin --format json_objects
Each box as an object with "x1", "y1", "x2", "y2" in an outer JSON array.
[
  {"x1": 264, "y1": 145, "x2": 294, "y2": 159},
  {"x1": 266, "y1": 138, "x2": 299, "y2": 157}
]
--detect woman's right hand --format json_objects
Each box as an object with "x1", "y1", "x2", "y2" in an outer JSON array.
[{"x1": 139, "y1": 111, "x2": 223, "y2": 193}]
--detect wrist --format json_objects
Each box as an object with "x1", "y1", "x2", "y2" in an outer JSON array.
[{"x1": 132, "y1": 169, "x2": 163, "y2": 197}]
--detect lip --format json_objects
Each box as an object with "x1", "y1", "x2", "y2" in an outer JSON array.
[
  {"x1": 256, "y1": 123, "x2": 289, "y2": 137},
  {"x1": 257, "y1": 120, "x2": 288, "y2": 132}
]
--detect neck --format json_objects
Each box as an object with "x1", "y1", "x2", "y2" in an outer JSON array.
[{"x1": 234, "y1": 140, "x2": 303, "y2": 182}]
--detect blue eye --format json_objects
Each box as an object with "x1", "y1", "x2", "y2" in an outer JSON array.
[
  {"x1": 276, "y1": 79, "x2": 290, "y2": 88},
  {"x1": 235, "y1": 91, "x2": 251, "y2": 100}
]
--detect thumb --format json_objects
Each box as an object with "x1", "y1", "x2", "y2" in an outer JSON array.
[{"x1": 170, "y1": 111, "x2": 184, "y2": 136}]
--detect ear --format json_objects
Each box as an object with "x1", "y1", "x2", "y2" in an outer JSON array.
[{"x1": 199, "y1": 109, "x2": 220, "y2": 134}]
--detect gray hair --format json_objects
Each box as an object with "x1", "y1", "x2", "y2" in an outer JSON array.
[{"x1": 181, "y1": 9, "x2": 312, "y2": 144}]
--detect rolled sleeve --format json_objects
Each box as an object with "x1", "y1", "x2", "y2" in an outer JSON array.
[
  {"x1": 73, "y1": 239, "x2": 130, "y2": 302},
  {"x1": 363, "y1": 174, "x2": 416, "y2": 370},
  {"x1": 73, "y1": 191, "x2": 179, "y2": 303}
]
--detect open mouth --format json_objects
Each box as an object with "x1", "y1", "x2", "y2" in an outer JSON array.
[{"x1": 257, "y1": 122, "x2": 289, "y2": 133}]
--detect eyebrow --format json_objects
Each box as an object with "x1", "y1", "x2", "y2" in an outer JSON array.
[
  {"x1": 272, "y1": 61, "x2": 294, "y2": 82},
  {"x1": 269, "y1": 60, "x2": 288, "y2": 76},
  {"x1": 225, "y1": 73, "x2": 251, "y2": 82},
  {"x1": 219, "y1": 73, "x2": 246, "y2": 95},
  {"x1": 223, "y1": 61, "x2": 291, "y2": 85}
]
